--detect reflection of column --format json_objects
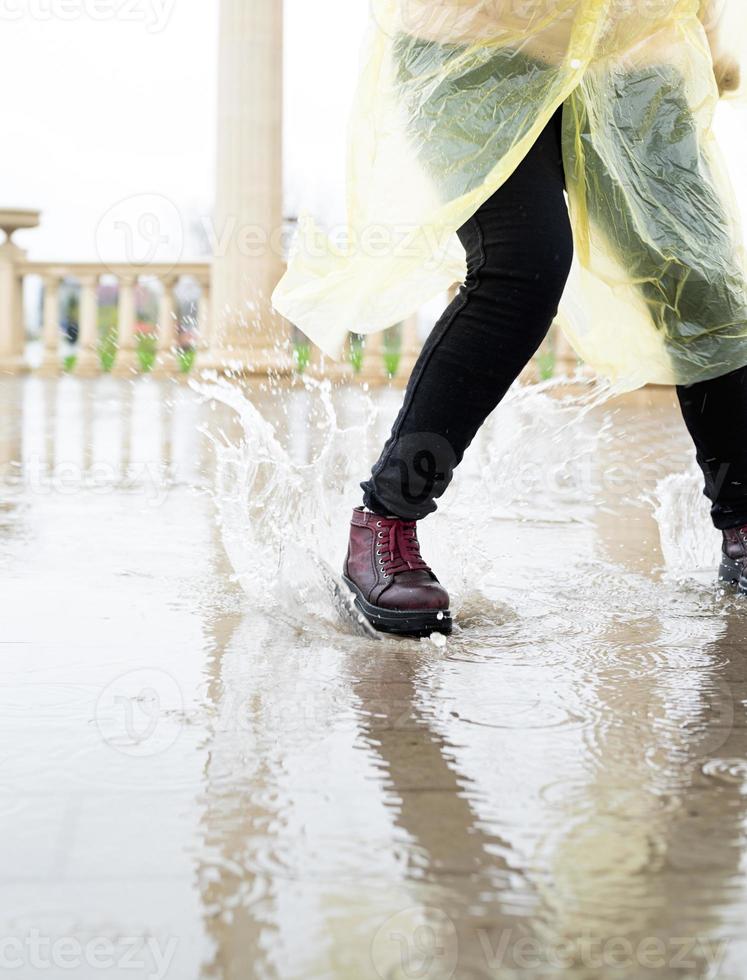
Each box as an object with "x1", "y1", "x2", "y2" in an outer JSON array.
[
  {"x1": 112, "y1": 276, "x2": 138, "y2": 377},
  {"x1": 19, "y1": 377, "x2": 47, "y2": 497},
  {"x1": 42, "y1": 378, "x2": 55, "y2": 474},
  {"x1": 38, "y1": 275, "x2": 61, "y2": 376},
  {"x1": 0, "y1": 379, "x2": 24, "y2": 485},
  {"x1": 196, "y1": 614, "x2": 279, "y2": 980},
  {"x1": 194, "y1": 606, "x2": 532, "y2": 978},
  {"x1": 74, "y1": 275, "x2": 101, "y2": 377},
  {"x1": 118, "y1": 380, "x2": 133, "y2": 481},
  {"x1": 345, "y1": 648, "x2": 523, "y2": 979},
  {"x1": 153, "y1": 276, "x2": 178, "y2": 375},
  {"x1": 81, "y1": 374, "x2": 95, "y2": 473},
  {"x1": 208, "y1": 0, "x2": 290, "y2": 374}
]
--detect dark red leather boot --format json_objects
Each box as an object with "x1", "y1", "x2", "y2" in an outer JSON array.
[
  {"x1": 343, "y1": 508, "x2": 452, "y2": 636},
  {"x1": 720, "y1": 524, "x2": 747, "y2": 594}
]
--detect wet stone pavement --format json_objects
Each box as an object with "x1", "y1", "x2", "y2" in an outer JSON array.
[{"x1": 2, "y1": 374, "x2": 747, "y2": 980}]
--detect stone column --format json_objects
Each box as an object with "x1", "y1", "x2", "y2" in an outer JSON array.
[
  {"x1": 359, "y1": 331, "x2": 385, "y2": 384},
  {"x1": 0, "y1": 209, "x2": 38, "y2": 374},
  {"x1": 38, "y1": 275, "x2": 61, "y2": 376},
  {"x1": 208, "y1": 0, "x2": 290, "y2": 374},
  {"x1": 74, "y1": 276, "x2": 102, "y2": 377},
  {"x1": 112, "y1": 276, "x2": 139, "y2": 377},
  {"x1": 0, "y1": 241, "x2": 27, "y2": 373},
  {"x1": 153, "y1": 276, "x2": 179, "y2": 375}
]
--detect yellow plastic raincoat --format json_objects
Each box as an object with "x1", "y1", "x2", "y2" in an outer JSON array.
[{"x1": 272, "y1": 0, "x2": 747, "y2": 389}]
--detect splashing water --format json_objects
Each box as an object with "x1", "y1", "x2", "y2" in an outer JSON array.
[
  {"x1": 193, "y1": 373, "x2": 735, "y2": 637},
  {"x1": 651, "y1": 467, "x2": 721, "y2": 581},
  {"x1": 475, "y1": 376, "x2": 614, "y2": 522},
  {"x1": 193, "y1": 375, "x2": 371, "y2": 632}
]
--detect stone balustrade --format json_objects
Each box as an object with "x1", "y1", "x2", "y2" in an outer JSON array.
[
  {"x1": 22, "y1": 261, "x2": 211, "y2": 378},
  {"x1": 0, "y1": 209, "x2": 214, "y2": 377},
  {"x1": 1, "y1": 210, "x2": 578, "y2": 384}
]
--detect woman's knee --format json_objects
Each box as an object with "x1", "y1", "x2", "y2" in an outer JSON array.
[
  {"x1": 460, "y1": 202, "x2": 573, "y2": 317},
  {"x1": 524, "y1": 211, "x2": 575, "y2": 301}
]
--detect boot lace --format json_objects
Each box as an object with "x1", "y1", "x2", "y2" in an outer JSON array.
[{"x1": 375, "y1": 518, "x2": 431, "y2": 578}]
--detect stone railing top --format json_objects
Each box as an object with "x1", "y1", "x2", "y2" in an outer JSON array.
[
  {"x1": 0, "y1": 209, "x2": 41, "y2": 241},
  {"x1": 19, "y1": 260, "x2": 211, "y2": 284}
]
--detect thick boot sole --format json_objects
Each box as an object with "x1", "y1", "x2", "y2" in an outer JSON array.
[
  {"x1": 342, "y1": 576, "x2": 452, "y2": 638},
  {"x1": 719, "y1": 554, "x2": 747, "y2": 595}
]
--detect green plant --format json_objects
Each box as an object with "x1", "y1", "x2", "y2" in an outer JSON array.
[
  {"x1": 535, "y1": 338, "x2": 556, "y2": 381},
  {"x1": 382, "y1": 323, "x2": 403, "y2": 378},
  {"x1": 98, "y1": 305, "x2": 117, "y2": 372},
  {"x1": 177, "y1": 347, "x2": 196, "y2": 374},
  {"x1": 136, "y1": 332, "x2": 157, "y2": 373},
  {"x1": 349, "y1": 333, "x2": 365, "y2": 374},
  {"x1": 293, "y1": 341, "x2": 311, "y2": 374}
]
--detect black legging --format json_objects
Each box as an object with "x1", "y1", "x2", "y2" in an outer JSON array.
[{"x1": 361, "y1": 107, "x2": 747, "y2": 530}]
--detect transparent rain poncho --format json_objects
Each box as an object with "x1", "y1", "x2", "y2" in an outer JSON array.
[{"x1": 272, "y1": 0, "x2": 747, "y2": 389}]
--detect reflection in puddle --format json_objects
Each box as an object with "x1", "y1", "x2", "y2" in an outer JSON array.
[{"x1": 2, "y1": 376, "x2": 747, "y2": 979}]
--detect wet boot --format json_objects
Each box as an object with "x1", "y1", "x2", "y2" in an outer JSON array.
[
  {"x1": 719, "y1": 525, "x2": 747, "y2": 594},
  {"x1": 343, "y1": 507, "x2": 452, "y2": 636}
]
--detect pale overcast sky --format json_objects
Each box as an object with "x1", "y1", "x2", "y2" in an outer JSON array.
[
  {"x1": 2, "y1": 0, "x2": 747, "y2": 263},
  {"x1": 2, "y1": 0, "x2": 368, "y2": 261}
]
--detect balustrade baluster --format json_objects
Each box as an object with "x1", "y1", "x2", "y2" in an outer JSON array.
[
  {"x1": 74, "y1": 275, "x2": 101, "y2": 377},
  {"x1": 153, "y1": 276, "x2": 178, "y2": 375},
  {"x1": 112, "y1": 276, "x2": 139, "y2": 376},
  {"x1": 38, "y1": 274, "x2": 62, "y2": 376}
]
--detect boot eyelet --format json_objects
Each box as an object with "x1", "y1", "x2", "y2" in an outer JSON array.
[{"x1": 376, "y1": 521, "x2": 382, "y2": 527}]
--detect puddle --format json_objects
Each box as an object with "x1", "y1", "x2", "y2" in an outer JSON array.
[{"x1": 3, "y1": 375, "x2": 747, "y2": 979}]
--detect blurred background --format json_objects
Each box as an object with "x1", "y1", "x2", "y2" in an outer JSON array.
[
  {"x1": 1, "y1": 0, "x2": 395, "y2": 380},
  {"x1": 3, "y1": 0, "x2": 370, "y2": 259},
  {"x1": 3, "y1": 0, "x2": 747, "y2": 382},
  {"x1": 7, "y1": 7, "x2": 747, "y2": 980}
]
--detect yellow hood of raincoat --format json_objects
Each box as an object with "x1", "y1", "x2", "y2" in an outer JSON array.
[{"x1": 273, "y1": 0, "x2": 747, "y2": 389}]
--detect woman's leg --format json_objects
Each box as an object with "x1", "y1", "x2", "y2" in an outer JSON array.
[
  {"x1": 345, "y1": 107, "x2": 572, "y2": 635},
  {"x1": 360, "y1": 106, "x2": 573, "y2": 520},
  {"x1": 676, "y1": 367, "x2": 747, "y2": 531}
]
